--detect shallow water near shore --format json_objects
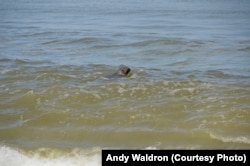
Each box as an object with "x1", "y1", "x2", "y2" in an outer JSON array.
[{"x1": 1, "y1": 0, "x2": 250, "y2": 165}]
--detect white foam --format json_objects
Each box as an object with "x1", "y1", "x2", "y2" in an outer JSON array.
[
  {"x1": 209, "y1": 133, "x2": 250, "y2": 144},
  {"x1": 0, "y1": 146, "x2": 101, "y2": 166},
  {"x1": 0, "y1": 69, "x2": 11, "y2": 75}
]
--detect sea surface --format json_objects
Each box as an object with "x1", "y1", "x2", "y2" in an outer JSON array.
[{"x1": 1, "y1": 0, "x2": 250, "y2": 165}]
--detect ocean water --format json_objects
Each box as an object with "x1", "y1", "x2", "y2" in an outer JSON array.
[{"x1": 1, "y1": 0, "x2": 250, "y2": 165}]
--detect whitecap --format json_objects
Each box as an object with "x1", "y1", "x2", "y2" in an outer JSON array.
[
  {"x1": 209, "y1": 133, "x2": 250, "y2": 144},
  {"x1": 0, "y1": 146, "x2": 101, "y2": 166}
]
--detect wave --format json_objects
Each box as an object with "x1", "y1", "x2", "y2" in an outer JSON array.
[
  {"x1": 209, "y1": 133, "x2": 250, "y2": 145},
  {"x1": 0, "y1": 146, "x2": 101, "y2": 166}
]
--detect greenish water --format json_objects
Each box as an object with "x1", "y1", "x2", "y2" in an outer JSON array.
[{"x1": 1, "y1": 0, "x2": 250, "y2": 165}]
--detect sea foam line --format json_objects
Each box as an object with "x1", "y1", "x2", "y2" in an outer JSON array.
[
  {"x1": 209, "y1": 133, "x2": 250, "y2": 144},
  {"x1": 0, "y1": 146, "x2": 100, "y2": 166}
]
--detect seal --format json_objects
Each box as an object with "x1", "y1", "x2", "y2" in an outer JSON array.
[{"x1": 107, "y1": 65, "x2": 131, "y2": 78}]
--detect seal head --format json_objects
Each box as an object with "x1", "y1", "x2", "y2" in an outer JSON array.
[
  {"x1": 117, "y1": 65, "x2": 131, "y2": 76},
  {"x1": 107, "y1": 65, "x2": 131, "y2": 78}
]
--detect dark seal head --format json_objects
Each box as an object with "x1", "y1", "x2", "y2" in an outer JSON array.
[
  {"x1": 117, "y1": 65, "x2": 131, "y2": 76},
  {"x1": 107, "y1": 65, "x2": 131, "y2": 78}
]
